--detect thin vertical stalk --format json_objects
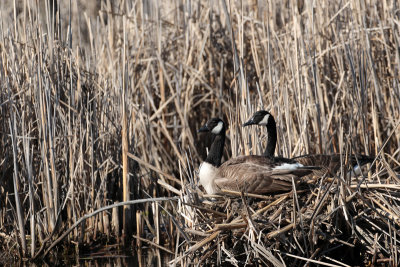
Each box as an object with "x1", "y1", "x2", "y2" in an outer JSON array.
[
  {"x1": 9, "y1": 112, "x2": 27, "y2": 257},
  {"x1": 122, "y1": 15, "x2": 130, "y2": 245},
  {"x1": 66, "y1": 0, "x2": 77, "y2": 240},
  {"x1": 22, "y1": 114, "x2": 35, "y2": 256},
  {"x1": 39, "y1": 82, "x2": 55, "y2": 232},
  {"x1": 47, "y1": 87, "x2": 59, "y2": 223}
]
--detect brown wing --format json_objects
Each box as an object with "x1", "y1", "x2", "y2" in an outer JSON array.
[
  {"x1": 215, "y1": 159, "x2": 313, "y2": 194},
  {"x1": 294, "y1": 154, "x2": 336, "y2": 177},
  {"x1": 221, "y1": 155, "x2": 298, "y2": 169}
]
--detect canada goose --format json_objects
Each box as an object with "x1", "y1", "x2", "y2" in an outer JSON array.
[
  {"x1": 243, "y1": 110, "x2": 374, "y2": 177},
  {"x1": 197, "y1": 118, "x2": 319, "y2": 195}
]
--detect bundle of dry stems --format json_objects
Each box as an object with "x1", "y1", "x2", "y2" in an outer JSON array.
[{"x1": 0, "y1": 0, "x2": 399, "y2": 266}]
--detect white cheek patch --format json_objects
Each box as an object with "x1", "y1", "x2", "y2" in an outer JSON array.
[
  {"x1": 273, "y1": 162, "x2": 304, "y2": 170},
  {"x1": 211, "y1": 121, "x2": 223, "y2": 134},
  {"x1": 259, "y1": 114, "x2": 270, "y2": 125}
]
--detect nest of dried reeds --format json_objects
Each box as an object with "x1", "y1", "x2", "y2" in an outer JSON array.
[{"x1": 171, "y1": 162, "x2": 400, "y2": 266}]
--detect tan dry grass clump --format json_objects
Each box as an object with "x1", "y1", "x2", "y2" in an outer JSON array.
[
  {"x1": 175, "y1": 164, "x2": 400, "y2": 265},
  {"x1": 0, "y1": 0, "x2": 399, "y2": 265}
]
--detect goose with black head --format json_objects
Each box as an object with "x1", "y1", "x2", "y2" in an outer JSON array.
[
  {"x1": 197, "y1": 117, "x2": 319, "y2": 195},
  {"x1": 243, "y1": 110, "x2": 374, "y2": 177}
]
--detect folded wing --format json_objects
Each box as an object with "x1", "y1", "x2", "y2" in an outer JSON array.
[{"x1": 214, "y1": 155, "x2": 315, "y2": 194}]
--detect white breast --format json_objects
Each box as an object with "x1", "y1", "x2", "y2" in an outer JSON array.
[{"x1": 198, "y1": 162, "x2": 218, "y2": 194}]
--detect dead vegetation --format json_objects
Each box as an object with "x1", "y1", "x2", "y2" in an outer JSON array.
[{"x1": 0, "y1": 0, "x2": 399, "y2": 265}]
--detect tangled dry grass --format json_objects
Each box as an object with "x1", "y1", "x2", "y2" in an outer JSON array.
[
  {"x1": 0, "y1": 0, "x2": 399, "y2": 266},
  {"x1": 174, "y1": 166, "x2": 400, "y2": 266}
]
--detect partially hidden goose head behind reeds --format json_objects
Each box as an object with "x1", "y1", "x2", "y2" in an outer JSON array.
[
  {"x1": 243, "y1": 110, "x2": 374, "y2": 177},
  {"x1": 197, "y1": 117, "x2": 319, "y2": 195},
  {"x1": 243, "y1": 110, "x2": 277, "y2": 157}
]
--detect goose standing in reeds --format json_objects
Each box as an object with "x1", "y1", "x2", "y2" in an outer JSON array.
[
  {"x1": 243, "y1": 110, "x2": 374, "y2": 177},
  {"x1": 197, "y1": 118, "x2": 319, "y2": 195}
]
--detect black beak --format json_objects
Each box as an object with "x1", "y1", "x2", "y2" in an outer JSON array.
[
  {"x1": 198, "y1": 124, "x2": 209, "y2": 133},
  {"x1": 242, "y1": 118, "x2": 254, "y2": 127}
]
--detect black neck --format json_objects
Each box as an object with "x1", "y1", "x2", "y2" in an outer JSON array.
[
  {"x1": 263, "y1": 117, "x2": 277, "y2": 157},
  {"x1": 205, "y1": 133, "x2": 225, "y2": 167}
]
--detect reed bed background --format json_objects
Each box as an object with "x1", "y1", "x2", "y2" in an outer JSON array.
[{"x1": 1, "y1": 0, "x2": 400, "y2": 265}]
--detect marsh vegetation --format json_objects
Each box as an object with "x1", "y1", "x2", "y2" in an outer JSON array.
[{"x1": 0, "y1": 0, "x2": 400, "y2": 265}]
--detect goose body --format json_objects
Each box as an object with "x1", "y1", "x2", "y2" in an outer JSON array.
[
  {"x1": 198, "y1": 118, "x2": 318, "y2": 195},
  {"x1": 243, "y1": 110, "x2": 374, "y2": 177},
  {"x1": 292, "y1": 153, "x2": 374, "y2": 177}
]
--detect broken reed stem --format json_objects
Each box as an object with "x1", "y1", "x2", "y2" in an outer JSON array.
[
  {"x1": 127, "y1": 152, "x2": 181, "y2": 184},
  {"x1": 136, "y1": 210, "x2": 142, "y2": 249},
  {"x1": 169, "y1": 230, "x2": 222, "y2": 265},
  {"x1": 267, "y1": 223, "x2": 295, "y2": 239},
  {"x1": 132, "y1": 234, "x2": 173, "y2": 255}
]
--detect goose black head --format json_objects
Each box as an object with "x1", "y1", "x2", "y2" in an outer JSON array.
[
  {"x1": 198, "y1": 118, "x2": 225, "y2": 135},
  {"x1": 243, "y1": 110, "x2": 273, "y2": 127}
]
